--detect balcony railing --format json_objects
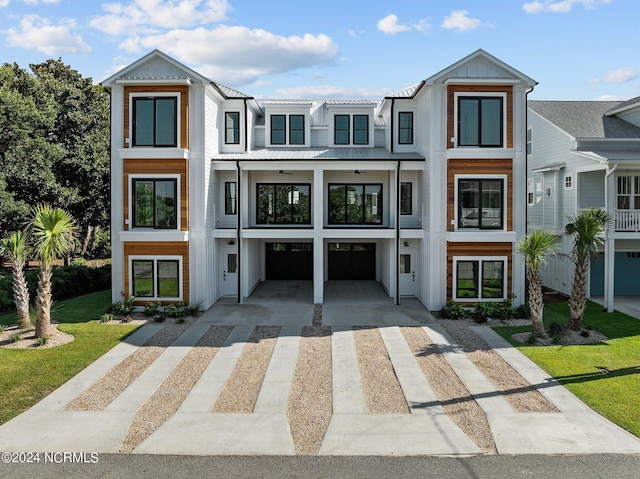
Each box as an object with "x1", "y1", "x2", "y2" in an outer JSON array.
[{"x1": 615, "y1": 209, "x2": 640, "y2": 232}]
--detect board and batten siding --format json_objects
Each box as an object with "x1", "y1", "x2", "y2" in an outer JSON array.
[
  {"x1": 447, "y1": 158, "x2": 513, "y2": 232},
  {"x1": 123, "y1": 158, "x2": 189, "y2": 231},
  {"x1": 123, "y1": 241, "x2": 190, "y2": 304},
  {"x1": 446, "y1": 242, "x2": 513, "y2": 302},
  {"x1": 123, "y1": 86, "x2": 189, "y2": 149}
]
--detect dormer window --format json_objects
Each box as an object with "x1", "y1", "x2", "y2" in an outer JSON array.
[
  {"x1": 334, "y1": 114, "x2": 369, "y2": 146},
  {"x1": 132, "y1": 97, "x2": 177, "y2": 147}
]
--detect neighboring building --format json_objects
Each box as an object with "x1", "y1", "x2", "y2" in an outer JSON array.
[
  {"x1": 102, "y1": 49, "x2": 535, "y2": 311},
  {"x1": 527, "y1": 98, "x2": 640, "y2": 311}
]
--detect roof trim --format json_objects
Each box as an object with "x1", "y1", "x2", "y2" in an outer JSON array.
[{"x1": 532, "y1": 162, "x2": 565, "y2": 173}]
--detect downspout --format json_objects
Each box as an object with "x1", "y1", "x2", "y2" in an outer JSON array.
[
  {"x1": 243, "y1": 99, "x2": 249, "y2": 152},
  {"x1": 236, "y1": 160, "x2": 242, "y2": 304},
  {"x1": 395, "y1": 159, "x2": 401, "y2": 305},
  {"x1": 390, "y1": 99, "x2": 395, "y2": 153}
]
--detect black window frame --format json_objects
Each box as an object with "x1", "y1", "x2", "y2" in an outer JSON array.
[
  {"x1": 334, "y1": 114, "x2": 350, "y2": 145},
  {"x1": 225, "y1": 111, "x2": 240, "y2": 145},
  {"x1": 270, "y1": 114, "x2": 286, "y2": 145},
  {"x1": 256, "y1": 183, "x2": 311, "y2": 225},
  {"x1": 132, "y1": 96, "x2": 178, "y2": 147},
  {"x1": 457, "y1": 178, "x2": 504, "y2": 230},
  {"x1": 225, "y1": 181, "x2": 237, "y2": 215},
  {"x1": 328, "y1": 183, "x2": 383, "y2": 225},
  {"x1": 398, "y1": 112, "x2": 414, "y2": 145},
  {"x1": 289, "y1": 114, "x2": 305, "y2": 145},
  {"x1": 457, "y1": 96, "x2": 504, "y2": 148},
  {"x1": 400, "y1": 182, "x2": 413, "y2": 215},
  {"x1": 455, "y1": 259, "x2": 505, "y2": 300},
  {"x1": 132, "y1": 258, "x2": 180, "y2": 299},
  {"x1": 132, "y1": 178, "x2": 178, "y2": 229},
  {"x1": 353, "y1": 114, "x2": 369, "y2": 145}
]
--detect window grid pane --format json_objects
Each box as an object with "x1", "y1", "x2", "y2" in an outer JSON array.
[
  {"x1": 399, "y1": 112, "x2": 413, "y2": 144},
  {"x1": 132, "y1": 260, "x2": 154, "y2": 297},
  {"x1": 353, "y1": 115, "x2": 368, "y2": 145},
  {"x1": 271, "y1": 115, "x2": 286, "y2": 145},
  {"x1": 289, "y1": 115, "x2": 304, "y2": 145},
  {"x1": 335, "y1": 115, "x2": 350, "y2": 145},
  {"x1": 133, "y1": 99, "x2": 154, "y2": 146},
  {"x1": 157, "y1": 260, "x2": 179, "y2": 298},
  {"x1": 225, "y1": 112, "x2": 240, "y2": 144},
  {"x1": 401, "y1": 182, "x2": 412, "y2": 215},
  {"x1": 225, "y1": 182, "x2": 237, "y2": 215},
  {"x1": 456, "y1": 261, "x2": 478, "y2": 299},
  {"x1": 481, "y1": 261, "x2": 504, "y2": 298},
  {"x1": 155, "y1": 98, "x2": 176, "y2": 146}
]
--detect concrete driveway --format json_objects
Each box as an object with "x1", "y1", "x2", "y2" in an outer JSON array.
[{"x1": 1, "y1": 281, "x2": 639, "y2": 456}]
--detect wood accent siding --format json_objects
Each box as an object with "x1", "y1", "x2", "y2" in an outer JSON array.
[
  {"x1": 123, "y1": 85, "x2": 189, "y2": 149},
  {"x1": 446, "y1": 242, "x2": 513, "y2": 302},
  {"x1": 123, "y1": 158, "x2": 189, "y2": 231},
  {"x1": 447, "y1": 158, "x2": 513, "y2": 232},
  {"x1": 124, "y1": 241, "x2": 189, "y2": 304},
  {"x1": 447, "y1": 85, "x2": 513, "y2": 149}
]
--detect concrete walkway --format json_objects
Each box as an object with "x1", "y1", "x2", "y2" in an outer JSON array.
[{"x1": 1, "y1": 281, "x2": 639, "y2": 456}]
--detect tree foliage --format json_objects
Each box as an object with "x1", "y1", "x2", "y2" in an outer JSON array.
[{"x1": 0, "y1": 59, "x2": 109, "y2": 256}]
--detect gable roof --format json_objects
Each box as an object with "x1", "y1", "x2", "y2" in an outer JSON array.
[
  {"x1": 528, "y1": 100, "x2": 640, "y2": 139},
  {"x1": 605, "y1": 95, "x2": 640, "y2": 116}
]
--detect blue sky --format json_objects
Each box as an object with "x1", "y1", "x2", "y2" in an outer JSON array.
[{"x1": 0, "y1": 0, "x2": 638, "y2": 100}]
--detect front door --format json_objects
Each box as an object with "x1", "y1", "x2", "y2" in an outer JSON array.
[
  {"x1": 222, "y1": 248, "x2": 238, "y2": 296},
  {"x1": 399, "y1": 251, "x2": 416, "y2": 296}
]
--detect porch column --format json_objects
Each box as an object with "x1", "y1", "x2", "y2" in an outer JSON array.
[
  {"x1": 313, "y1": 167, "x2": 324, "y2": 304},
  {"x1": 605, "y1": 237, "x2": 615, "y2": 312}
]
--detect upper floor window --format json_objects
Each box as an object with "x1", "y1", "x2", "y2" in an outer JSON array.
[
  {"x1": 400, "y1": 182, "x2": 413, "y2": 215},
  {"x1": 399, "y1": 112, "x2": 413, "y2": 144},
  {"x1": 458, "y1": 178, "x2": 504, "y2": 229},
  {"x1": 335, "y1": 115, "x2": 350, "y2": 145},
  {"x1": 225, "y1": 182, "x2": 237, "y2": 215},
  {"x1": 353, "y1": 115, "x2": 369, "y2": 145},
  {"x1": 564, "y1": 175, "x2": 573, "y2": 190},
  {"x1": 225, "y1": 112, "x2": 240, "y2": 144},
  {"x1": 132, "y1": 97, "x2": 177, "y2": 147},
  {"x1": 527, "y1": 179, "x2": 534, "y2": 206},
  {"x1": 257, "y1": 183, "x2": 311, "y2": 224},
  {"x1": 618, "y1": 176, "x2": 640, "y2": 209},
  {"x1": 271, "y1": 115, "x2": 286, "y2": 145},
  {"x1": 526, "y1": 128, "x2": 532, "y2": 155},
  {"x1": 328, "y1": 184, "x2": 382, "y2": 225},
  {"x1": 458, "y1": 96, "x2": 503, "y2": 147},
  {"x1": 289, "y1": 115, "x2": 305, "y2": 145},
  {"x1": 132, "y1": 178, "x2": 177, "y2": 229}
]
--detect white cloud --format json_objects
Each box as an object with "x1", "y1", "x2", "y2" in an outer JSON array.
[
  {"x1": 0, "y1": 0, "x2": 9, "y2": 6},
  {"x1": 441, "y1": 10, "x2": 484, "y2": 31},
  {"x1": 348, "y1": 29, "x2": 364, "y2": 38},
  {"x1": 6, "y1": 14, "x2": 91, "y2": 55},
  {"x1": 522, "y1": 0, "x2": 612, "y2": 14},
  {"x1": 273, "y1": 84, "x2": 390, "y2": 99},
  {"x1": 376, "y1": 14, "x2": 429, "y2": 35},
  {"x1": 594, "y1": 94, "x2": 633, "y2": 101},
  {"x1": 592, "y1": 67, "x2": 638, "y2": 83},
  {"x1": 120, "y1": 25, "x2": 339, "y2": 85},
  {"x1": 90, "y1": 0, "x2": 230, "y2": 35}
]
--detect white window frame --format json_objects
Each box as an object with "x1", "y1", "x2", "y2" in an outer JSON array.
[
  {"x1": 453, "y1": 92, "x2": 507, "y2": 148},
  {"x1": 129, "y1": 255, "x2": 183, "y2": 301},
  {"x1": 129, "y1": 173, "x2": 181, "y2": 230},
  {"x1": 453, "y1": 255, "x2": 507, "y2": 302},
  {"x1": 527, "y1": 178, "x2": 534, "y2": 206},
  {"x1": 128, "y1": 92, "x2": 181, "y2": 148},
  {"x1": 454, "y1": 174, "x2": 508, "y2": 231},
  {"x1": 564, "y1": 175, "x2": 574, "y2": 190}
]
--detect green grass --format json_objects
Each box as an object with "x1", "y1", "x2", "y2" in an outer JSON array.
[
  {"x1": 0, "y1": 290, "x2": 140, "y2": 425},
  {"x1": 494, "y1": 301, "x2": 640, "y2": 437}
]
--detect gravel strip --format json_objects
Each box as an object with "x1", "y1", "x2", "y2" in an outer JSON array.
[
  {"x1": 353, "y1": 327, "x2": 409, "y2": 415},
  {"x1": 439, "y1": 319, "x2": 558, "y2": 413},
  {"x1": 401, "y1": 326, "x2": 496, "y2": 454},
  {"x1": 211, "y1": 326, "x2": 280, "y2": 413},
  {"x1": 66, "y1": 321, "x2": 192, "y2": 411},
  {"x1": 287, "y1": 326, "x2": 332, "y2": 455},
  {"x1": 312, "y1": 304, "x2": 322, "y2": 326},
  {"x1": 119, "y1": 326, "x2": 233, "y2": 453}
]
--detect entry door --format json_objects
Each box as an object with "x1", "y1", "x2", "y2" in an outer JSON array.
[
  {"x1": 399, "y1": 251, "x2": 416, "y2": 296},
  {"x1": 222, "y1": 248, "x2": 238, "y2": 295}
]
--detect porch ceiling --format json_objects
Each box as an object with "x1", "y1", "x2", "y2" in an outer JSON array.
[{"x1": 211, "y1": 147, "x2": 424, "y2": 161}]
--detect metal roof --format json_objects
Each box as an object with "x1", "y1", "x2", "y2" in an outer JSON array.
[{"x1": 211, "y1": 147, "x2": 424, "y2": 161}]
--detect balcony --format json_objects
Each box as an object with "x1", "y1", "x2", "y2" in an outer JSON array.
[{"x1": 615, "y1": 209, "x2": 640, "y2": 232}]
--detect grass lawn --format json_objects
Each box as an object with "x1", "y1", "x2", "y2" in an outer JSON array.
[
  {"x1": 0, "y1": 290, "x2": 140, "y2": 425},
  {"x1": 494, "y1": 301, "x2": 640, "y2": 438}
]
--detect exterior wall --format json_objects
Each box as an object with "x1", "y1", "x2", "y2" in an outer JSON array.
[{"x1": 617, "y1": 108, "x2": 640, "y2": 128}]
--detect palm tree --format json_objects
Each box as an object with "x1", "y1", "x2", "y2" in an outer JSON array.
[
  {"x1": 517, "y1": 230, "x2": 558, "y2": 339},
  {"x1": 28, "y1": 205, "x2": 75, "y2": 338},
  {"x1": 564, "y1": 208, "x2": 613, "y2": 332},
  {"x1": 0, "y1": 231, "x2": 31, "y2": 329}
]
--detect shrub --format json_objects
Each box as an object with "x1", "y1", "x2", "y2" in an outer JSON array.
[
  {"x1": 494, "y1": 299, "x2": 517, "y2": 320},
  {"x1": 472, "y1": 302, "x2": 496, "y2": 323},
  {"x1": 143, "y1": 302, "x2": 161, "y2": 317},
  {"x1": 9, "y1": 333, "x2": 22, "y2": 343},
  {"x1": 35, "y1": 336, "x2": 49, "y2": 347},
  {"x1": 440, "y1": 300, "x2": 466, "y2": 320},
  {"x1": 548, "y1": 320, "x2": 564, "y2": 337},
  {"x1": 99, "y1": 313, "x2": 114, "y2": 323},
  {"x1": 111, "y1": 296, "x2": 136, "y2": 317},
  {"x1": 515, "y1": 302, "x2": 531, "y2": 319}
]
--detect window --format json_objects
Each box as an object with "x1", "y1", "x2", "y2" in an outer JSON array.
[
  {"x1": 564, "y1": 175, "x2": 573, "y2": 190},
  {"x1": 328, "y1": 184, "x2": 382, "y2": 225},
  {"x1": 225, "y1": 182, "x2": 237, "y2": 215},
  {"x1": 400, "y1": 182, "x2": 413, "y2": 215},
  {"x1": 458, "y1": 178, "x2": 504, "y2": 229},
  {"x1": 455, "y1": 258, "x2": 505, "y2": 300},
  {"x1": 399, "y1": 112, "x2": 413, "y2": 144},
  {"x1": 458, "y1": 96, "x2": 503, "y2": 147},
  {"x1": 527, "y1": 179, "x2": 534, "y2": 206},
  {"x1": 132, "y1": 178, "x2": 177, "y2": 229},
  {"x1": 334, "y1": 115, "x2": 350, "y2": 145},
  {"x1": 289, "y1": 115, "x2": 305, "y2": 145},
  {"x1": 526, "y1": 128, "x2": 532, "y2": 155},
  {"x1": 225, "y1": 112, "x2": 240, "y2": 144},
  {"x1": 353, "y1": 115, "x2": 369, "y2": 145},
  {"x1": 257, "y1": 184, "x2": 311, "y2": 224},
  {"x1": 132, "y1": 97, "x2": 177, "y2": 147},
  {"x1": 399, "y1": 254, "x2": 411, "y2": 274},
  {"x1": 617, "y1": 176, "x2": 640, "y2": 209},
  {"x1": 270, "y1": 115, "x2": 286, "y2": 145},
  {"x1": 132, "y1": 259, "x2": 180, "y2": 298}
]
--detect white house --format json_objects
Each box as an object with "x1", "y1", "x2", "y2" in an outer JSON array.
[
  {"x1": 527, "y1": 97, "x2": 640, "y2": 311},
  {"x1": 102, "y1": 49, "x2": 535, "y2": 311}
]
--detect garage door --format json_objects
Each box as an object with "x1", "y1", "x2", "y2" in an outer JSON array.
[
  {"x1": 328, "y1": 243, "x2": 376, "y2": 280},
  {"x1": 591, "y1": 252, "x2": 640, "y2": 296},
  {"x1": 265, "y1": 243, "x2": 313, "y2": 280}
]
